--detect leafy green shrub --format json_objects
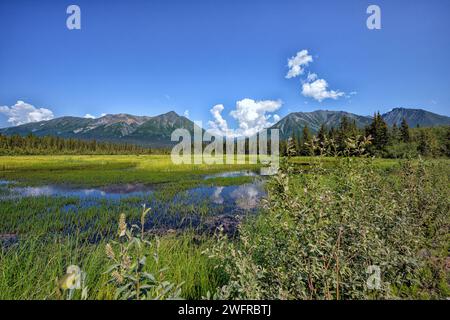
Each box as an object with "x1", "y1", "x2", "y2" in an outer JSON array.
[
  {"x1": 385, "y1": 142, "x2": 419, "y2": 159},
  {"x1": 209, "y1": 139, "x2": 449, "y2": 299}
]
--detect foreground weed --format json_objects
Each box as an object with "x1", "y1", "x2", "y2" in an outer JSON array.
[{"x1": 105, "y1": 206, "x2": 183, "y2": 300}]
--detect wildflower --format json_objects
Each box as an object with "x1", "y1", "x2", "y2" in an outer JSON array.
[
  {"x1": 111, "y1": 270, "x2": 124, "y2": 284},
  {"x1": 105, "y1": 243, "x2": 115, "y2": 260},
  {"x1": 118, "y1": 213, "x2": 127, "y2": 237},
  {"x1": 122, "y1": 255, "x2": 132, "y2": 270},
  {"x1": 58, "y1": 265, "x2": 81, "y2": 290}
]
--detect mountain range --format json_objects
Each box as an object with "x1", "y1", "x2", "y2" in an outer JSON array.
[
  {"x1": 1, "y1": 108, "x2": 449, "y2": 147},
  {"x1": 271, "y1": 108, "x2": 450, "y2": 139},
  {"x1": 0, "y1": 111, "x2": 199, "y2": 147}
]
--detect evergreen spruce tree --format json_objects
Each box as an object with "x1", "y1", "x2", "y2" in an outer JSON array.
[
  {"x1": 391, "y1": 123, "x2": 400, "y2": 143},
  {"x1": 400, "y1": 118, "x2": 410, "y2": 143},
  {"x1": 287, "y1": 137, "x2": 297, "y2": 157},
  {"x1": 417, "y1": 129, "x2": 437, "y2": 157},
  {"x1": 446, "y1": 127, "x2": 450, "y2": 158},
  {"x1": 337, "y1": 116, "x2": 354, "y2": 150},
  {"x1": 366, "y1": 112, "x2": 389, "y2": 153},
  {"x1": 328, "y1": 126, "x2": 337, "y2": 141},
  {"x1": 297, "y1": 125, "x2": 311, "y2": 155},
  {"x1": 317, "y1": 123, "x2": 327, "y2": 144}
]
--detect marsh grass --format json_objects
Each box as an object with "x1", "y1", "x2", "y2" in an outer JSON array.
[
  {"x1": 0, "y1": 155, "x2": 260, "y2": 187},
  {"x1": 0, "y1": 155, "x2": 255, "y2": 299},
  {"x1": 0, "y1": 231, "x2": 224, "y2": 299}
]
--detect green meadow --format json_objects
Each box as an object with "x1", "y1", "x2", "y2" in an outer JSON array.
[
  {"x1": 0, "y1": 155, "x2": 260, "y2": 186},
  {"x1": 0, "y1": 154, "x2": 448, "y2": 299}
]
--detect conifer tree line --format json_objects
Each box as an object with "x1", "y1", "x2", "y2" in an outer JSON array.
[
  {"x1": 0, "y1": 134, "x2": 171, "y2": 155},
  {"x1": 279, "y1": 114, "x2": 450, "y2": 158},
  {"x1": 1, "y1": 115, "x2": 449, "y2": 158}
]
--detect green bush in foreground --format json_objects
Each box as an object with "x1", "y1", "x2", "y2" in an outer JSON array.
[{"x1": 209, "y1": 139, "x2": 449, "y2": 299}]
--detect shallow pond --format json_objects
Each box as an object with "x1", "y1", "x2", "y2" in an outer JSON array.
[
  {"x1": 203, "y1": 170, "x2": 258, "y2": 179},
  {"x1": 0, "y1": 174, "x2": 266, "y2": 235},
  {"x1": 142, "y1": 181, "x2": 266, "y2": 234},
  {"x1": 5, "y1": 183, "x2": 155, "y2": 200}
]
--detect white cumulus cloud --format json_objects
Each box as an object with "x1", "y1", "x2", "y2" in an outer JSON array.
[
  {"x1": 0, "y1": 101, "x2": 54, "y2": 126},
  {"x1": 285, "y1": 49, "x2": 313, "y2": 79},
  {"x1": 285, "y1": 49, "x2": 347, "y2": 102},
  {"x1": 183, "y1": 110, "x2": 190, "y2": 118},
  {"x1": 302, "y1": 78, "x2": 344, "y2": 102},
  {"x1": 208, "y1": 99, "x2": 282, "y2": 137},
  {"x1": 208, "y1": 104, "x2": 232, "y2": 136}
]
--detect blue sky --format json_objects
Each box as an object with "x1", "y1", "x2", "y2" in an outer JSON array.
[{"x1": 0, "y1": 0, "x2": 449, "y2": 132}]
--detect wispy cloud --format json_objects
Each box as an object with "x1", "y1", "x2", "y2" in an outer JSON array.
[
  {"x1": 0, "y1": 101, "x2": 54, "y2": 126},
  {"x1": 84, "y1": 113, "x2": 107, "y2": 119},
  {"x1": 306, "y1": 72, "x2": 318, "y2": 82},
  {"x1": 285, "y1": 50, "x2": 313, "y2": 79}
]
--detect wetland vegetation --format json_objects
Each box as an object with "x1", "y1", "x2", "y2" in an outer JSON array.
[
  {"x1": 0, "y1": 155, "x2": 264, "y2": 299},
  {"x1": 0, "y1": 149, "x2": 448, "y2": 300}
]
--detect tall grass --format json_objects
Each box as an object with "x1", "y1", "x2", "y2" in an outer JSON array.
[{"x1": 0, "y1": 232, "x2": 223, "y2": 299}]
